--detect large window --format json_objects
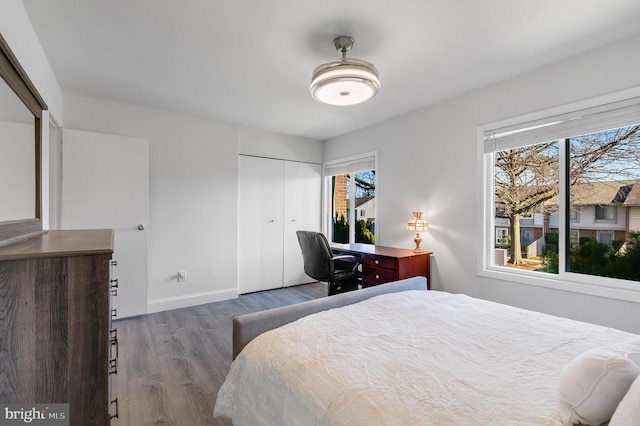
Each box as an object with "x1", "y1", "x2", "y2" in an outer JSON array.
[
  {"x1": 324, "y1": 153, "x2": 377, "y2": 245},
  {"x1": 481, "y1": 95, "x2": 640, "y2": 294}
]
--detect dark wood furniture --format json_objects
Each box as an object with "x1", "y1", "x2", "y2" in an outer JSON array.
[
  {"x1": 0, "y1": 229, "x2": 118, "y2": 425},
  {"x1": 331, "y1": 243, "x2": 432, "y2": 289}
]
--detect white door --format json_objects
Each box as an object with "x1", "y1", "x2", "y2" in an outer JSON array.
[
  {"x1": 238, "y1": 156, "x2": 284, "y2": 293},
  {"x1": 260, "y1": 158, "x2": 285, "y2": 290},
  {"x1": 283, "y1": 161, "x2": 321, "y2": 286},
  {"x1": 61, "y1": 129, "x2": 149, "y2": 318}
]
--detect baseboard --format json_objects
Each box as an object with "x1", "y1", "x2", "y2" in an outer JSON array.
[{"x1": 147, "y1": 288, "x2": 239, "y2": 313}]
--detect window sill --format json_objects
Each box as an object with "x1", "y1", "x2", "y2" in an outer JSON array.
[{"x1": 478, "y1": 266, "x2": 640, "y2": 304}]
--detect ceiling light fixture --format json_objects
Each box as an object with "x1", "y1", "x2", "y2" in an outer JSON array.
[{"x1": 310, "y1": 36, "x2": 380, "y2": 106}]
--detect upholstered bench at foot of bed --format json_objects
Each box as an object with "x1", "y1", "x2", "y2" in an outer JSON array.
[{"x1": 232, "y1": 276, "x2": 428, "y2": 359}]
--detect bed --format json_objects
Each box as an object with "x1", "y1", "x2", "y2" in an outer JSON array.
[{"x1": 214, "y1": 277, "x2": 640, "y2": 425}]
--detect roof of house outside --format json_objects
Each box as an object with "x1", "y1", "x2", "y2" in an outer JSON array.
[
  {"x1": 622, "y1": 182, "x2": 640, "y2": 206},
  {"x1": 570, "y1": 180, "x2": 639, "y2": 206},
  {"x1": 355, "y1": 197, "x2": 374, "y2": 208},
  {"x1": 495, "y1": 180, "x2": 640, "y2": 213}
]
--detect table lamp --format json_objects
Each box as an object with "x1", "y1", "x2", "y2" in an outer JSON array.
[{"x1": 407, "y1": 212, "x2": 428, "y2": 252}]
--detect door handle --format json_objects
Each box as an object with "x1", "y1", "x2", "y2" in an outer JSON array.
[{"x1": 137, "y1": 224, "x2": 145, "y2": 230}]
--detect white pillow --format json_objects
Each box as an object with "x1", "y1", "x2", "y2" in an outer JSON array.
[
  {"x1": 610, "y1": 373, "x2": 640, "y2": 426},
  {"x1": 556, "y1": 348, "x2": 640, "y2": 425}
]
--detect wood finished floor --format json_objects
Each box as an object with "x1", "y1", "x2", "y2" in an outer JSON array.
[{"x1": 112, "y1": 282, "x2": 327, "y2": 426}]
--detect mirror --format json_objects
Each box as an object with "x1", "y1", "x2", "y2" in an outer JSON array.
[
  {"x1": 0, "y1": 74, "x2": 36, "y2": 221},
  {"x1": 0, "y1": 33, "x2": 48, "y2": 246}
]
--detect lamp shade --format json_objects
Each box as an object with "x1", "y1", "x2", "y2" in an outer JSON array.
[{"x1": 407, "y1": 211, "x2": 428, "y2": 232}]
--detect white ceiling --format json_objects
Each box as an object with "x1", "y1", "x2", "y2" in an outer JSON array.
[{"x1": 22, "y1": 0, "x2": 640, "y2": 140}]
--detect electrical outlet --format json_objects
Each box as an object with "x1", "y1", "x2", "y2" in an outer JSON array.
[{"x1": 177, "y1": 271, "x2": 186, "y2": 282}]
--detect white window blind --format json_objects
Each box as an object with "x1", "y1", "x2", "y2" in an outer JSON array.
[
  {"x1": 324, "y1": 154, "x2": 376, "y2": 176},
  {"x1": 484, "y1": 97, "x2": 640, "y2": 153}
]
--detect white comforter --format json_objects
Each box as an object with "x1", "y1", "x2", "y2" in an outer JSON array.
[{"x1": 214, "y1": 290, "x2": 635, "y2": 425}]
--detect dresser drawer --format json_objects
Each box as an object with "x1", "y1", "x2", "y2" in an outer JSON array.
[
  {"x1": 362, "y1": 266, "x2": 397, "y2": 286},
  {"x1": 363, "y1": 255, "x2": 396, "y2": 270}
]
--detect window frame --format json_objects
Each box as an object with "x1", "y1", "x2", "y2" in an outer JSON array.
[
  {"x1": 476, "y1": 87, "x2": 640, "y2": 303},
  {"x1": 322, "y1": 151, "x2": 378, "y2": 245}
]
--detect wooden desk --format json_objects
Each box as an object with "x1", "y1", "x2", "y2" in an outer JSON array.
[{"x1": 331, "y1": 243, "x2": 432, "y2": 290}]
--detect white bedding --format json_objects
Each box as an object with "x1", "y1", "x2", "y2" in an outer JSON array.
[{"x1": 214, "y1": 290, "x2": 636, "y2": 425}]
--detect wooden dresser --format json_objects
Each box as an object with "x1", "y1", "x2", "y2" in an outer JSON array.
[
  {"x1": 331, "y1": 243, "x2": 432, "y2": 289},
  {"x1": 0, "y1": 229, "x2": 118, "y2": 425}
]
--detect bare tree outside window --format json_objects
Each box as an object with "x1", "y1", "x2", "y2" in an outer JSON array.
[{"x1": 493, "y1": 123, "x2": 640, "y2": 281}]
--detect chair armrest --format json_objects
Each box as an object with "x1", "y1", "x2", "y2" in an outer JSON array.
[
  {"x1": 331, "y1": 254, "x2": 360, "y2": 275},
  {"x1": 331, "y1": 254, "x2": 359, "y2": 263}
]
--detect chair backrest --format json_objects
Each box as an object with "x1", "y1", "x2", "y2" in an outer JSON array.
[{"x1": 296, "y1": 230, "x2": 333, "y2": 282}]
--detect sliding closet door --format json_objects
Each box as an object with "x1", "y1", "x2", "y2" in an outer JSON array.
[
  {"x1": 238, "y1": 156, "x2": 321, "y2": 293},
  {"x1": 238, "y1": 156, "x2": 284, "y2": 293},
  {"x1": 283, "y1": 161, "x2": 321, "y2": 286},
  {"x1": 259, "y1": 158, "x2": 285, "y2": 289}
]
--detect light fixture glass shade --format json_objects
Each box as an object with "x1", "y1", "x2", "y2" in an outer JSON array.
[
  {"x1": 310, "y1": 59, "x2": 380, "y2": 106},
  {"x1": 407, "y1": 211, "x2": 429, "y2": 232}
]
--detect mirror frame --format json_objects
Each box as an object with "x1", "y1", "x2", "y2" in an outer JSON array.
[{"x1": 0, "y1": 33, "x2": 48, "y2": 247}]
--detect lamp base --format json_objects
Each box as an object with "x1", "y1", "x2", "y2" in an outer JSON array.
[{"x1": 413, "y1": 232, "x2": 424, "y2": 253}]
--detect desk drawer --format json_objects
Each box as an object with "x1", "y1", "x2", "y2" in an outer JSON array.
[
  {"x1": 362, "y1": 266, "x2": 396, "y2": 286},
  {"x1": 363, "y1": 255, "x2": 395, "y2": 270}
]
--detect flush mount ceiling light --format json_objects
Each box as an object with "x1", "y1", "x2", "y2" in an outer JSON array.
[{"x1": 310, "y1": 36, "x2": 380, "y2": 106}]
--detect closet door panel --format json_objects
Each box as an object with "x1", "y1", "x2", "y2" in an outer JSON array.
[
  {"x1": 284, "y1": 161, "x2": 322, "y2": 286},
  {"x1": 283, "y1": 161, "x2": 305, "y2": 286},
  {"x1": 238, "y1": 156, "x2": 263, "y2": 293},
  {"x1": 259, "y1": 158, "x2": 284, "y2": 290}
]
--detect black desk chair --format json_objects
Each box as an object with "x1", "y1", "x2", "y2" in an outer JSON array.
[{"x1": 296, "y1": 230, "x2": 360, "y2": 296}]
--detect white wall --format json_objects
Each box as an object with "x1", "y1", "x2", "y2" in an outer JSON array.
[
  {"x1": 324, "y1": 33, "x2": 640, "y2": 334},
  {"x1": 0, "y1": 0, "x2": 63, "y2": 123},
  {"x1": 63, "y1": 95, "x2": 323, "y2": 312},
  {"x1": 238, "y1": 126, "x2": 323, "y2": 163}
]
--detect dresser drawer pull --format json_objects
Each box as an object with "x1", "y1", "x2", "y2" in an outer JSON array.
[
  {"x1": 111, "y1": 308, "x2": 117, "y2": 319},
  {"x1": 375, "y1": 259, "x2": 379, "y2": 265},
  {"x1": 109, "y1": 358, "x2": 118, "y2": 375},
  {"x1": 375, "y1": 274, "x2": 380, "y2": 279},
  {"x1": 110, "y1": 279, "x2": 119, "y2": 297},
  {"x1": 110, "y1": 329, "x2": 119, "y2": 358},
  {"x1": 111, "y1": 260, "x2": 118, "y2": 267},
  {"x1": 110, "y1": 398, "x2": 119, "y2": 420}
]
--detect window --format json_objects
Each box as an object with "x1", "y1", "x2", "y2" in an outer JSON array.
[
  {"x1": 597, "y1": 230, "x2": 614, "y2": 246},
  {"x1": 595, "y1": 205, "x2": 615, "y2": 222},
  {"x1": 324, "y1": 152, "x2": 377, "y2": 245},
  {"x1": 569, "y1": 208, "x2": 580, "y2": 223},
  {"x1": 496, "y1": 228, "x2": 509, "y2": 245},
  {"x1": 481, "y1": 94, "x2": 640, "y2": 295}
]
